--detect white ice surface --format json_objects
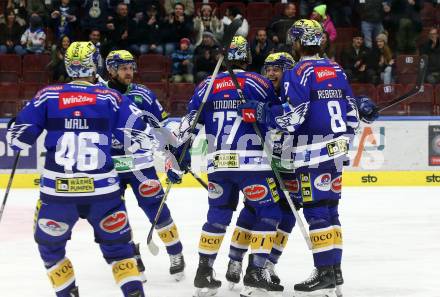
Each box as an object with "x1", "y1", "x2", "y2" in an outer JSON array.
[{"x1": 0, "y1": 187, "x2": 439, "y2": 297}]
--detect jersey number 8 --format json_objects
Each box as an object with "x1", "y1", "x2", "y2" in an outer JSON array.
[{"x1": 327, "y1": 101, "x2": 347, "y2": 133}]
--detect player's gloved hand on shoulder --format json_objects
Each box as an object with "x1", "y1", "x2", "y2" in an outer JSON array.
[
  {"x1": 356, "y1": 96, "x2": 379, "y2": 124},
  {"x1": 237, "y1": 100, "x2": 270, "y2": 124}
]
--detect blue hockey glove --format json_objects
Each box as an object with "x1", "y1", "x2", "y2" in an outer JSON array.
[
  {"x1": 165, "y1": 152, "x2": 184, "y2": 184},
  {"x1": 356, "y1": 96, "x2": 379, "y2": 124},
  {"x1": 237, "y1": 100, "x2": 268, "y2": 124}
]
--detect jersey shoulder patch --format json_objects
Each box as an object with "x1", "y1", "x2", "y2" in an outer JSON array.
[
  {"x1": 35, "y1": 84, "x2": 65, "y2": 100},
  {"x1": 244, "y1": 72, "x2": 271, "y2": 89}
]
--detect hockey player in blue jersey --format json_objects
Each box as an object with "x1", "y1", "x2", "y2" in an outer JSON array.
[
  {"x1": 167, "y1": 36, "x2": 285, "y2": 297},
  {"x1": 105, "y1": 50, "x2": 185, "y2": 281},
  {"x1": 237, "y1": 19, "x2": 378, "y2": 297},
  {"x1": 7, "y1": 42, "x2": 148, "y2": 297},
  {"x1": 225, "y1": 52, "x2": 300, "y2": 288}
]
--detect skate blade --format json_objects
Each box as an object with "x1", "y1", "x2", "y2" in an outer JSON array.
[
  {"x1": 139, "y1": 272, "x2": 147, "y2": 283},
  {"x1": 240, "y1": 286, "x2": 276, "y2": 297},
  {"x1": 193, "y1": 287, "x2": 218, "y2": 297},
  {"x1": 335, "y1": 285, "x2": 343, "y2": 297},
  {"x1": 171, "y1": 271, "x2": 185, "y2": 282},
  {"x1": 294, "y1": 288, "x2": 336, "y2": 297},
  {"x1": 228, "y1": 281, "x2": 237, "y2": 290}
]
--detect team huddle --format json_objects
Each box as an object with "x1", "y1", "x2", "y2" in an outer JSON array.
[{"x1": 6, "y1": 19, "x2": 378, "y2": 297}]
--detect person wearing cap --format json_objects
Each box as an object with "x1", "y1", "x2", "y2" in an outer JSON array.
[
  {"x1": 194, "y1": 3, "x2": 224, "y2": 46},
  {"x1": 341, "y1": 30, "x2": 375, "y2": 83},
  {"x1": 310, "y1": 4, "x2": 337, "y2": 42},
  {"x1": 171, "y1": 37, "x2": 194, "y2": 83},
  {"x1": 368, "y1": 32, "x2": 394, "y2": 85},
  {"x1": 194, "y1": 31, "x2": 220, "y2": 83}
]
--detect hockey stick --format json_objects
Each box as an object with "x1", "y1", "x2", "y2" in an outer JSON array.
[
  {"x1": 0, "y1": 152, "x2": 20, "y2": 223},
  {"x1": 378, "y1": 55, "x2": 428, "y2": 113},
  {"x1": 223, "y1": 60, "x2": 313, "y2": 250},
  {"x1": 146, "y1": 19, "x2": 243, "y2": 255},
  {"x1": 189, "y1": 168, "x2": 208, "y2": 190}
]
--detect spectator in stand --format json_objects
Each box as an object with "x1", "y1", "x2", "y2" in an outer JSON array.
[
  {"x1": 310, "y1": 4, "x2": 337, "y2": 42},
  {"x1": 88, "y1": 28, "x2": 104, "y2": 76},
  {"x1": 20, "y1": 13, "x2": 46, "y2": 54},
  {"x1": 390, "y1": 0, "x2": 422, "y2": 54},
  {"x1": 171, "y1": 37, "x2": 194, "y2": 83},
  {"x1": 320, "y1": 31, "x2": 336, "y2": 61},
  {"x1": 250, "y1": 28, "x2": 274, "y2": 73},
  {"x1": 194, "y1": 4, "x2": 223, "y2": 46},
  {"x1": 221, "y1": 5, "x2": 248, "y2": 38},
  {"x1": 137, "y1": 4, "x2": 164, "y2": 54},
  {"x1": 355, "y1": 0, "x2": 389, "y2": 48},
  {"x1": 47, "y1": 34, "x2": 70, "y2": 82},
  {"x1": 298, "y1": 0, "x2": 322, "y2": 18},
  {"x1": 79, "y1": 0, "x2": 110, "y2": 32},
  {"x1": 164, "y1": 0, "x2": 194, "y2": 16},
  {"x1": 326, "y1": 0, "x2": 353, "y2": 27},
  {"x1": 368, "y1": 33, "x2": 394, "y2": 85},
  {"x1": 420, "y1": 27, "x2": 440, "y2": 84},
  {"x1": 26, "y1": 0, "x2": 48, "y2": 22},
  {"x1": 5, "y1": 0, "x2": 27, "y2": 26},
  {"x1": 341, "y1": 31, "x2": 375, "y2": 83},
  {"x1": 0, "y1": 9, "x2": 26, "y2": 55},
  {"x1": 194, "y1": 31, "x2": 219, "y2": 83},
  {"x1": 267, "y1": 2, "x2": 297, "y2": 51},
  {"x1": 162, "y1": 3, "x2": 193, "y2": 56},
  {"x1": 105, "y1": 3, "x2": 138, "y2": 54},
  {"x1": 49, "y1": 0, "x2": 78, "y2": 41}
]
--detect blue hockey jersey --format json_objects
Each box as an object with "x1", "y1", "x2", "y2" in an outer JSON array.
[
  {"x1": 111, "y1": 83, "x2": 169, "y2": 172},
  {"x1": 178, "y1": 70, "x2": 279, "y2": 174},
  {"x1": 7, "y1": 81, "x2": 147, "y2": 202},
  {"x1": 270, "y1": 57, "x2": 359, "y2": 169}
]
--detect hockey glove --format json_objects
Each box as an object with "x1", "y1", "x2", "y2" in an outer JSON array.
[
  {"x1": 237, "y1": 100, "x2": 269, "y2": 124},
  {"x1": 168, "y1": 142, "x2": 192, "y2": 173},
  {"x1": 356, "y1": 96, "x2": 379, "y2": 124},
  {"x1": 165, "y1": 152, "x2": 185, "y2": 184}
]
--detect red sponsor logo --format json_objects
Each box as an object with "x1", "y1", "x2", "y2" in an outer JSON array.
[
  {"x1": 284, "y1": 179, "x2": 299, "y2": 193},
  {"x1": 314, "y1": 67, "x2": 337, "y2": 83},
  {"x1": 35, "y1": 85, "x2": 64, "y2": 99},
  {"x1": 242, "y1": 109, "x2": 256, "y2": 123},
  {"x1": 99, "y1": 211, "x2": 128, "y2": 233},
  {"x1": 138, "y1": 180, "x2": 162, "y2": 197},
  {"x1": 212, "y1": 77, "x2": 245, "y2": 94},
  {"x1": 243, "y1": 184, "x2": 268, "y2": 201},
  {"x1": 331, "y1": 176, "x2": 342, "y2": 193},
  {"x1": 59, "y1": 92, "x2": 97, "y2": 109},
  {"x1": 430, "y1": 157, "x2": 440, "y2": 165},
  {"x1": 73, "y1": 110, "x2": 82, "y2": 117},
  {"x1": 93, "y1": 88, "x2": 122, "y2": 103}
]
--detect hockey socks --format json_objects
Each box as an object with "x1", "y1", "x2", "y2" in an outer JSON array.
[
  {"x1": 229, "y1": 226, "x2": 252, "y2": 261},
  {"x1": 156, "y1": 219, "x2": 183, "y2": 255},
  {"x1": 198, "y1": 223, "x2": 226, "y2": 260},
  {"x1": 46, "y1": 257, "x2": 76, "y2": 297},
  {"x1": 111, "y1": 258, "x2": 144, "y2": 297}
]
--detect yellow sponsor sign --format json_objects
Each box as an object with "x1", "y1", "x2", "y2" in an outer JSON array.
[
  {"x1": 310, "y1": 228, "x2": 334, "y2": 250},
  {"x1": 231, "y1": 227, "x2": 252, "y2": 247},
  {"x1": 250, "y1": 232, "x2": 275, "y2": 253},
  {"x1": 2, "y1": 171, "x2": 440, "y2": 189},
  {"x1": 112, "y1": 258, "x2": 140, "y2": 285},
  {"x1": 199, "y1": 232, "x2": 224, "y2": 252},
  {"x1": 158, "y1": 223, "x2": 179, "y2": 244},
  {"x1": 334, "y1": 226, "x2": 343, "y2": 246},
  {"x1": 48, "y1": 258, "x2": 75, "y2": 289},
  {"x1": 274, "y1": 230, "x2": 289, "y2": 248},
  {"x1": 55, "y1": 177, "x2": 94, "y2": 193}
]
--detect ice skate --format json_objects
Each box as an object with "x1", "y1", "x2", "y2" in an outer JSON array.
[
  {"x1": 169, "y1": 253, "x2": 185, "y2": 281},
  {"x1": 193, "y1": 263, "x2": 222, "y2": 297},
  {"x1": 240, "y1": 265, "x2": 283, "y2": 297},
  {"x1": 265, "y1": 260, "x2": 280, "y2": 285},
  {"x1": 226, "y1": 259, "x2": 242, "y2": 289},
  {"x1": 133, "y1": 243, "x2": 147, "y2": 283},
  {"x1": 294, "y1": 266, "x2": 336, "y2": 297},
  {"x1": 69, "y1": 286, "x2": 79, "y2": 297},
  {"x1": 334, "y1": 265, "x2": 343, "y2": 297}
]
